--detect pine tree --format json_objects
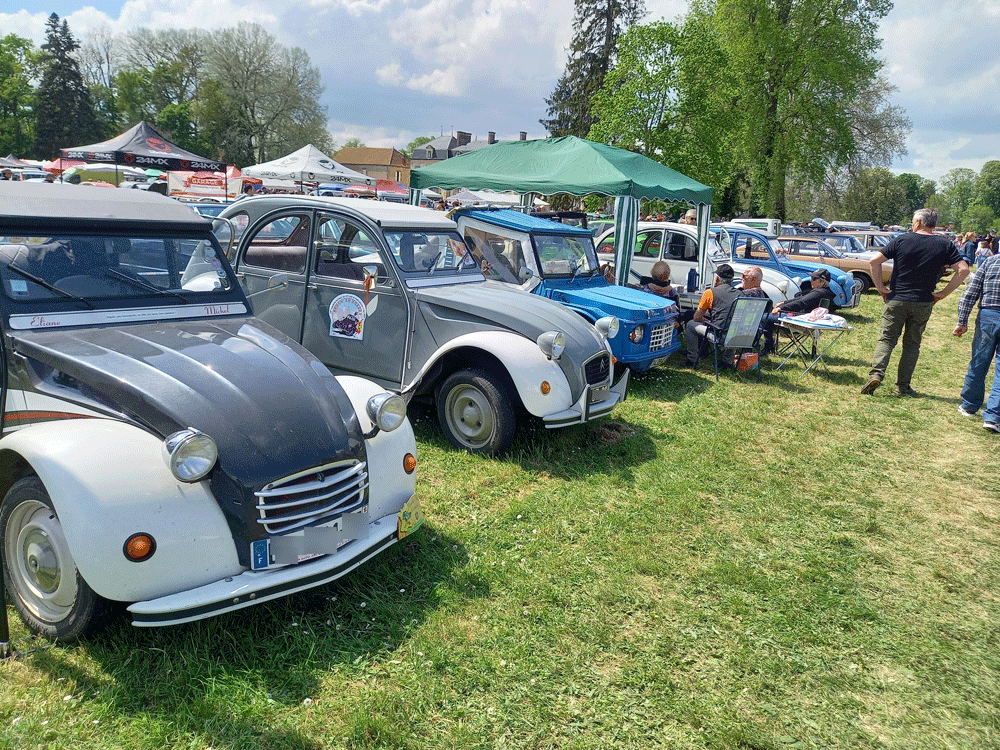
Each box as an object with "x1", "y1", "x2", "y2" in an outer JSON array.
[
  {"x1": 540, "y1": 0, "x2": 645, "y2": 138},
  {"x1": 34, "y1": 14, "x2": 102, "y2": 158}
]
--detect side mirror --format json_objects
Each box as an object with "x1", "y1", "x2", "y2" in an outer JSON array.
[
  {"x1": 518, "y1": 265, "x2": 534, "y2": 283},
  {"x1": 363, "y1": 265, "x2": 379, "y2": 283},
  {"x1": 247, "y1": 273, "x2": 288, "y2": 298}
]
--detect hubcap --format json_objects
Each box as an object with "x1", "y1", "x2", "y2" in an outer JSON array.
[
  {"x1": 445, "y1": 384, "x2": 496, "y2": 449},
  {"x1": 4, "y1": 499, "x2": 78, "y2": 622}
]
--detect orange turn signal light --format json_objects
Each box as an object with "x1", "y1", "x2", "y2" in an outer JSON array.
[
  {"x1": 403, "y1": 453, "x2": 417, "y2": 474},
  {"x1": 540, "y1": 381, "x2": 551, "y2": 395},
  {"x1": 123, "y1": 533, "x2": 156, "y2": 562}
]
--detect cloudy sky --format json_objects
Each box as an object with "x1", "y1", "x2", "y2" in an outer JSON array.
[{"x1": 3, "y1": 0, "x2": 996, "y2": 183}]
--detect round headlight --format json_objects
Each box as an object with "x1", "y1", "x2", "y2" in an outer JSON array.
[
  {"x1": 366, "y1": 392, "x2": 407, "y2": 433},
  {"x1": 629, "y1": 324, "x2": 645, "y2": 344},
  {"x1": 163, "y1": 428, "x2": 217, "y2": 483},
  {"x1": 595, "y1": 316, "x2": 620, "y2": 339},
  {"x1": 537, "y1": 330, "x2": 565, "y2": 359}
]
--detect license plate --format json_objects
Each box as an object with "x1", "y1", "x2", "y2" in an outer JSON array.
[
  {"x1": 650, "y1": 355, "x2": 670, "y2": 368},
  {"x1": 589, "y1": 385, "x2": 610, "y2": 403}
]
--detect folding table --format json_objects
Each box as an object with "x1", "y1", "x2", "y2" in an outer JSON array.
[{"x1": 773, "y1": 315, "x2": 853, "y2": 378}]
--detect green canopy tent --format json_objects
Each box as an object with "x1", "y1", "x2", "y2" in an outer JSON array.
[{"x1": 409, "y1": 135, "x2": 713, "y2": 287}]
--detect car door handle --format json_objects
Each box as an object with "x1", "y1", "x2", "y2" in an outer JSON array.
[{"x1": 307, "y1": 283, "x2": 318, "y2": 291}]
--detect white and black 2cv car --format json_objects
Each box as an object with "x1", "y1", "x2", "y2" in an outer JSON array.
[
  {"x1": 214, "y1": 196, "x2": 629, "y2": 456},
  {"x1": 0, "y1": 183, "x2": 422, "y2": 641}
]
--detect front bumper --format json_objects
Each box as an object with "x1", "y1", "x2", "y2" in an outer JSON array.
[
  {"x1": 128, "y1": 499, "x2": 422, "y2": 627},
  {"x1": 543, "y1": 367, "x2": 629, "y2": 428}
]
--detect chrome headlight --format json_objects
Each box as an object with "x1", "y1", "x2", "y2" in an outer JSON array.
[
  {"x1": 366, "y1": 392, "x2": 407, "y2": 433},
  {"x1": 629, "y1": 324, "x2": 645, "y2": 344},
  {"x1": 537, "y1": 330, "x2": 565, "y2": 359},
  {"x1": 595, "y1": 316, "x2": 620, "y2": 339},
  {"x1": 163, "y1": 428, "x2": 218, "y2": 483}
]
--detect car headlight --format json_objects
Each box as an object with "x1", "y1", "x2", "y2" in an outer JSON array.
[
  {"x1": 537, "y1": 330, "x2": 565, "y2": 359},
  {"x1": 163, "y1": 428, "x2": 218, "y2": 482},
  {"x1": 366, "y1": 392, "x2": 407, "y2": 433},
  {"x1": 595, "y1": 316, "x2": 620, "y2": 339},
  {"x1": 629, "y1": 324, "x2": 645, "y2": 344}
]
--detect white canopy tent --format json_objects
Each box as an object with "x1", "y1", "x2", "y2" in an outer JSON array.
[
  {"x1": 446, "y1": 188, "x2": 522, "y2": 206},
  {"x1": 242, "y1": 145, "x2": 376, "y2": 187}
]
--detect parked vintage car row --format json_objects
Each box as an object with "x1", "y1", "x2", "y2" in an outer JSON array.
[{"x1": 0, "y1": 186, "x2": 652, "y2": 641}]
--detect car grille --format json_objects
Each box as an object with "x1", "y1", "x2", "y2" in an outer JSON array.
[
  {"x1": 255, "y1": 460, "x2": 368, "y2": 535},
  {"x1": 649, "y1": 324, "x2": 672, "y2": 352},
  {"x1": 584, "y1": 352, "x2": 612, "y2": 385}
]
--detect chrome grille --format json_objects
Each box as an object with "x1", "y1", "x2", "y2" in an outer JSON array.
[
  {"x1": 255, "y1": 460, "x2": 368, "y2": 535},
  {"x1": 584, "y1": 352, "x2": 612, "y2": 385},
  {"x1": 649, "y1": 324, "x2": 672, "y2": 352}
]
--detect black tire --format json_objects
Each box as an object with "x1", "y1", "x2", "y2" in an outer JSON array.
[
  {"x1": 436, "y1": 368, "x2": 517, "y2": 455},
  {"x1": 854, "y1": 274, "x2": 872, "y2": 294},
  {"x1": 1, "y1": 476, "x2": 108, "y2": 642}
]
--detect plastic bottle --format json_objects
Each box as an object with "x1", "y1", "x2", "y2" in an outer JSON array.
[{"x1": 687, "y1": 268, "x2": 698, "y2": 292}]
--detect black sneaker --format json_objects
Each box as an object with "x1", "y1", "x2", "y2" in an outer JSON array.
[{"x1": 897, "y1": 385, "x2": 918, "y2": 397}]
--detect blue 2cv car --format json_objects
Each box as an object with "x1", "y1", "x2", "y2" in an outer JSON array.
[{"x1": 455, "y1": 209, "x2": 680, "y2": 371}]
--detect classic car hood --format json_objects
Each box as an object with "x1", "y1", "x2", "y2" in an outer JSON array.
[
  {"x1": 775, "y1": 258, "x2": 850, "y2": 285},
  {"x1": 13, "y1": 318, "x2": 363, "y2": 487},
  {"x1": 547, "y1": 280, "x2": 675, "y2": 321},
  {"x1": 414, "y1": 280, "x2": 609, "y2": 355}
]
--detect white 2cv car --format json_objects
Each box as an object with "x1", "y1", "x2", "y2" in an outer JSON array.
[
  {"x1": 0, "y1": 183, "x2": 422, "y2": 641},
  {"x1": 214, "y1": 196, "x2": 628, "y2": 455}
]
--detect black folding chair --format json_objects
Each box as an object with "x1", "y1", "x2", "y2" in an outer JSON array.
[{"x1": 703, "y1": 296, "x2": 773, "y2": 381}]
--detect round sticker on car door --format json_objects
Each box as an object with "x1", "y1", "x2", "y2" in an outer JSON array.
[{"x1": 329, "y1": 294, "x2": 366, "y2": 340}]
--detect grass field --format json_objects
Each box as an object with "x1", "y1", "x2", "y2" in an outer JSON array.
[{"x1": 1, "y1": 291, "x2": 997, "y2": 750}]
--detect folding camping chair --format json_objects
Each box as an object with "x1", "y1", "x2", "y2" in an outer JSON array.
[{"x1": 702, "y1": 296, "x2": 773, "y2": 381}]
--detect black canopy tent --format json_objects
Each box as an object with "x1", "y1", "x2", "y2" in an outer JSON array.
[{"x1": 61, "y1": 121, "x2": 224, "y2": 173}]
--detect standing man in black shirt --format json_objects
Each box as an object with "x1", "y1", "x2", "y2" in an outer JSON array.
[{"x1": 861, "y1": 208, "x2": 969, "y2": 396}]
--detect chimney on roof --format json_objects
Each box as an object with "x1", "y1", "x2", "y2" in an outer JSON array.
[
  {"x1": 457, "y1": 131, "x2": 471, "y2": 146},
  {"x1": 519, "y1": 131, "x2": 527, "y2": 141},
  {"x1": 488, "y1": 132, "x2": 496, "y2": 144}
]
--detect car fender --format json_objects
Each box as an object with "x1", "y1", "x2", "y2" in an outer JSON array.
[
  {"x1": 0, "y1": 419, "x2": 241, "y2": 602},
  {"x1": 332, "y1": 375, "x2": 418, "y2": 521},
  {"x1": 409, "y1": 331, "x2": 574, "y2": 417}
]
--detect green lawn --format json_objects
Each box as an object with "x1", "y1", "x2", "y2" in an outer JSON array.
[{"x1": 1, "y1": 291, "x2": 997, "y2": 750}]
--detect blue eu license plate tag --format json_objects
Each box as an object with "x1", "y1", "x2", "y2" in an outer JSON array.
[{"x1": 251, "y1": 539, "x2": 270, "y2": 570}]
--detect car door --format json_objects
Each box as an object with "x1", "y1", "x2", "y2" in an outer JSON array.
[
  {"x1": 235, "y1": 211, "x2": 311, "y2": 340},
  {"x1": 300, "y1": 211, "x2": 409, "y2": 386}
]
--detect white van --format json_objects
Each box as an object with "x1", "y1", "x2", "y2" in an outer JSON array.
[{"x1": 728, "y1": 218, "x2": 782, "y2": 235}]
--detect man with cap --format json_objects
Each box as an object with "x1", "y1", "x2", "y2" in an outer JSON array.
[
  {"x1": 772, "y1": 268, "x2": 835, "y2": 316},
  {"x1": 684, "y1": 263, "x2": 741, "y2": 366}
]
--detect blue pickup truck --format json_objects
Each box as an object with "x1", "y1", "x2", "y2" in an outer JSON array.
[{"x1": 455, "y1": 208, "x2": 680, "y2": 372}]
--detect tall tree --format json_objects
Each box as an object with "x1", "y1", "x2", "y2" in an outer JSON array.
[
  {"x1": 402, "y1": 135, "x2": 432, "y2": 158},
  {"x1": 34, "y1": 14, "x2": 102, "y2": 158},
  {"x1": 840, "y1": 167, "x2": 908, "y2": 227},
  {"x1": 541, "y1": 0, "x2": 646, "y2": 137},
  {"x1": 975, "y1": 160, "x2": 1000, "y2": 217},
  {"x1": 0, "y1": 34, "x2": 37, "y2": 157},
  {"x1": 694, "y1": 0, "x2": 893, "y2": 219},
  {"x1": 894, "y1": 173, "x2": 935, "y2": 216},
  {"x1": 205, "y1": 23, "x2": 330, "y2": 164}
]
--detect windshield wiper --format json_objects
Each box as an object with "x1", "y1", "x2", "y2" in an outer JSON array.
[
  {"x1": 3, "y1": 262, "x2": 94, "y2": 309},
  {"x1": 103, "y1": 268, "x2": 189, "y2": 302},
  {"x1": 425, "y1": 251, "x2": 443, "y2": 275}
]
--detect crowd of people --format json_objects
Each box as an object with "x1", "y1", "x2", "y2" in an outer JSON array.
[{"x1": 633, "y1": 207, "x2": 998, "y2": 433}]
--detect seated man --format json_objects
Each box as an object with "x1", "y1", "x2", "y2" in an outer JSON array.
[
  {"x1": 684, "y1": 263, "x2": 742, "y2": 366},
  {"x1": 740, "y1": 266, "x2": 768, "y2": 298},
  {"x1": 762, "y1": 268, "x2": 835, "y2": 353}
]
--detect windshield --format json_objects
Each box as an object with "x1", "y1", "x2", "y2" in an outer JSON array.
[
  {"x1": 383, "y1": 230, "x2": 483, "y2": 276},
  {"x1": 532, "y1": 234, "x2": 600, "y2": 277},
  {"x1": 0, "y1": 233, "x2": 233, "y2": 302}
]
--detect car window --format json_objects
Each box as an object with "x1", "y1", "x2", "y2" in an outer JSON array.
[
  {"x1": 0, "y1": 233, "x2": 233, "y2": 300},
  {"x1": 532, "y1": 234, "x2": 599, "y2": 276},
  {"x1": 636, "y1": 231, "x2": 661, "y2": 259},
  {"x1": 665, "y1": 231, "x2": 697, "y2": 261},
  {"x1": 464, "y1": 227, "x2": 524, "y2": 283},
  {"x1": 313, "y1": 215, "x2": 390, "y2": 284},
  {"x1": 241, "y1": 213, "x2": 309, "y2": 274},
  {"x1": 383, "y1": 230, "x2": 480, "y2": 276}
]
